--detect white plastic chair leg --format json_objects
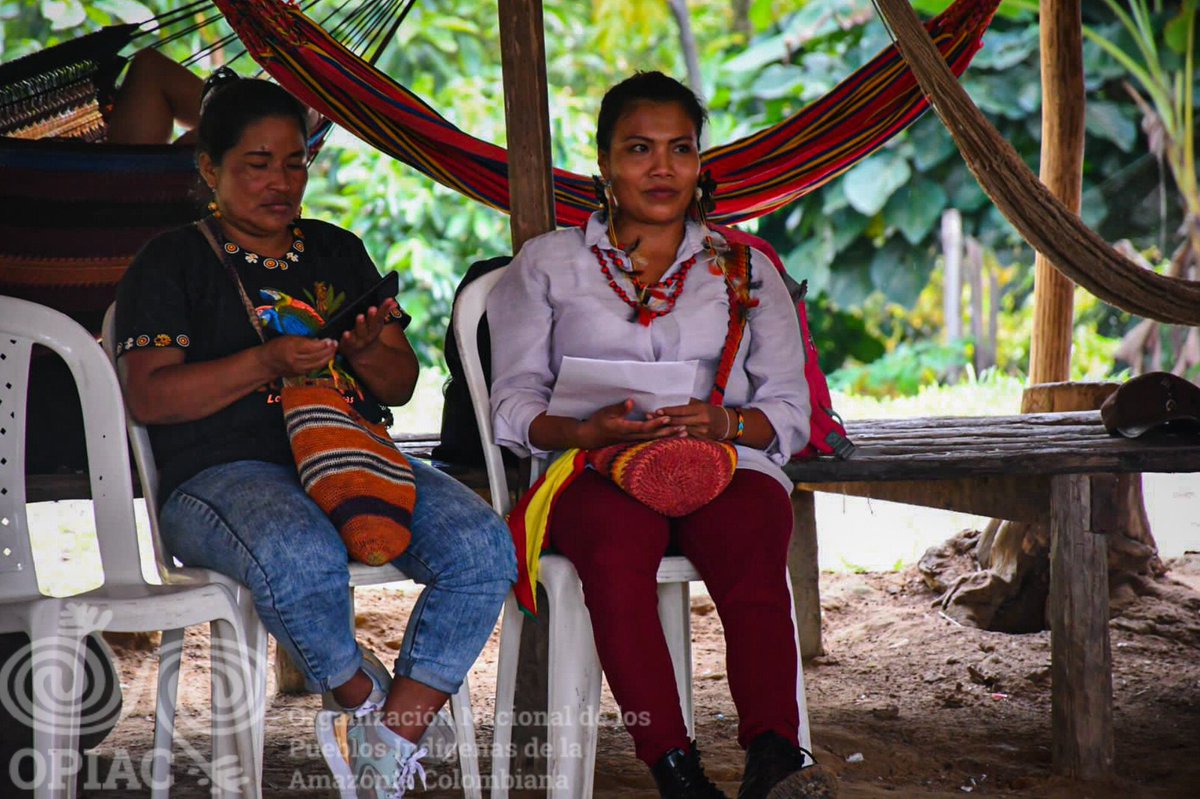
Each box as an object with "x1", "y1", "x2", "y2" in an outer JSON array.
[
  {"x1": 240, "y1": 615, "x2": 269, "y2": 779},
  {"x1": 490, "y1": 594, "x2": 524, "y2": 799},
  {"x1": 29, "y1": 607, "x2": 85, "y2": 799},
  {"x1": 448, "y1": 676, "x2": 481, "y2": 799},
  {"x1": 208, "y1": 617, "x2": 260, "y2": 798},
  {"x1": 657, "y1": 581, "x2": 694, "y2": 738},
  {"x1": 783, "y1": 577, "x2": 812, "y2": 752},
  {"x1": 795, "y1": 658, "x2": 811, "y2": 752},
  {"x1": 150, "y1": 626, "x2": 185, "y2": 799},
  {"x1": 541, "y1": 559, "x2": 602, "y2": 799}
]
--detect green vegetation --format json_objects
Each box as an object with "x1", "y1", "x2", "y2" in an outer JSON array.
[{"x1": 4, "y1": 0, "x2": 1194, "y2": 399}]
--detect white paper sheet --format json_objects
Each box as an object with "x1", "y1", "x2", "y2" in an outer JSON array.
[{"x1": 546, "y1": 357, "x2": 698, "y2": 420}]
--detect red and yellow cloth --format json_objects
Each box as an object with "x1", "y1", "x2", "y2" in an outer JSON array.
[{"x1": 507, "y1": 449, "x2": 587, "y2": 617}]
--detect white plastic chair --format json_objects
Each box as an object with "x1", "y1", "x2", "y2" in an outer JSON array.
[
  {"x1": 0, "y1": 296, "x2": 260, "y2": 799},
  {"x1": 101, "y1": 304, "x2": 481, "y2": 799},
  {"x1": 450, "y1": 266, "x2": 812, "y2": 799}
]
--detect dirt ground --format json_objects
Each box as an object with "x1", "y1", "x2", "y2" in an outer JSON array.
[{"x1": 88, "y1": 553, "x2": 1200, "y2": 798}]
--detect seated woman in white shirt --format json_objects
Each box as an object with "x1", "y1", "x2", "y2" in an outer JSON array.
[{"x1": 487, "y1": 71, "x2": 836, "y2": 799}]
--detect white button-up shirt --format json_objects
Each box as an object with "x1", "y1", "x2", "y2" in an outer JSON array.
[{"x1": 487, "y1": 213, "x2": 811, "y2": 490}]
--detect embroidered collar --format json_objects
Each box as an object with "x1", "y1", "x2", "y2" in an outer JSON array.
[{"x1": 221, "y1": 224, "x2": 306, "y2": 271}]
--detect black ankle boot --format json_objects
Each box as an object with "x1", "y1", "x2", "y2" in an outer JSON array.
[
  {"x1": 651, "y1": 741, "x2": 729, "y2": 799},
  {"x1": 737, "y1": 732, "x2": 839, "y2": 799}
]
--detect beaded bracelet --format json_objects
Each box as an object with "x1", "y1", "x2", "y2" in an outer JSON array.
[{"x1": 732, "y1": 409, "x2": 745, "y2": 441}]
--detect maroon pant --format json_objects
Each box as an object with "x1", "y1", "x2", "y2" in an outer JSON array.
[{"x1": 550, "y1": 467, "x2": 801, "y2": 765}]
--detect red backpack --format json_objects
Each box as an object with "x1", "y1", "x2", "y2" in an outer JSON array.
[{"x1": 716, "y1": 225, "x2": 854, "y2": 461}]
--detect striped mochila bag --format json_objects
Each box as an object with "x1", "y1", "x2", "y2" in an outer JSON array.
[{"x1": 199, "y1": 219, "x2": 415, "y2": 566}]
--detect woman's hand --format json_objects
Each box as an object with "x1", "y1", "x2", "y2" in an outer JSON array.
[
  {"x1": 259, "y1": 335, "x2": 337, "y2": 378},
  {"x1": 654, "y1": 399, "x2": 731, "y2": 441},
  {"x1": 336, "y1": 298, "x2": 397, "y2": 361},
  {"x1": 577, "y1": 399, "x2": 682, "y2": 449}
]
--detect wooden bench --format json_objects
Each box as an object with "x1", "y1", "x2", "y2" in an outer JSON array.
[{"x1": 783, "y1": 410, "x2": 1200, "y2": 780}]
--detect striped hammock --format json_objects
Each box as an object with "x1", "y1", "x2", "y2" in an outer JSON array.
[
  {"x1": 213, "y1": 0, "x2": 1000, "y2": 226},
  {"x1": 0, "y1": 137, "x2": 205, "y2": 329}
]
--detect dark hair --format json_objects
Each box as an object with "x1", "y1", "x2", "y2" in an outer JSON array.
[
  {"x1": 196, "y1": 73, "x2": 309, "y2": 164},
  {"x1": 596, "y1": 71, "x2": 707, "y2": 153}
]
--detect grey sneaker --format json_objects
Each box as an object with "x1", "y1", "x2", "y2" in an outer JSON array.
[
  {"x1": 348, "y1": 704, "x2": 428, "y2": 799},
  {"x1": 317, "y1": 645, "x2": 457, "y2": 767},
  {"x1": 314, "y1": 709, "x2": 356, "y2": 798},
  {"x1": 316, "y1": 646, "x2": 394, "y2": 797},
  {"x1": 419, "y1": 707, "x2": 458, "y2": 764},
  {"x1": 315, "y1": 702, "x2": 429, "y2": 799},
  {"x1": 322, "y1": 645, "x2": 391, "y2": 712}
]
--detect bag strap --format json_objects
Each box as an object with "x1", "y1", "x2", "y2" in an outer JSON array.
[
  {"x1": 708, "y1": 243, "x2": 755, "y2": 407},
  {"x1": 196, "y1": 218, "x2": 267, "y2": 345}
]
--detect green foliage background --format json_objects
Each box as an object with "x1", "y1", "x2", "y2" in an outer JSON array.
[{"x1": 2, "y1": 0, "x2": 1184, "y2": 392}]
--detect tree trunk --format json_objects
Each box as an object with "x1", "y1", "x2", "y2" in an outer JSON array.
[
  {"x1": 922, "y1": 382, "x2": 1166, "y2": 632},
  {"x1": 731, "y1": 0, "x2": 751, "y2": 39},
  {"x1": 668, "y1": 0, "x2": 706, "y2": 145}
]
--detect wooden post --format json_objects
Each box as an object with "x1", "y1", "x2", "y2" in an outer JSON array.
[
  {"x1": 789, "y1": 490, "x2": 823, "y2": 659},
  {"x1": 966, "y1": 237, "x2": 986, "y2": 372},
  {"x1": 1048, "y1": 473, "x2": 1113, "y2": 778},
  {"x1": 499, "y1": 0, "x2": 557, "y2": 251},
  {"x1": 499, "y1": 1, "x2": 556, "y2": 788},
  {"x1": 1028, "y1": 0, "x2": 1085, "y2": 384},
  {"x1": 275, "y1": 644, "x2": 307, "y2": 694},
  {"x1": 941, "y1": 209, "x2": 963, "y2": 344}
]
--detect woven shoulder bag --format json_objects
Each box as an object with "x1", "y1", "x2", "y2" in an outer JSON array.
[{"x1": 199, "y1": 220, "x2": 415, "y2": 565}]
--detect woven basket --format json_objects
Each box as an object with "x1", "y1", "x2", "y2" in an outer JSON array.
[{"x1": 587, "y1": 438, "x2": 737, "y2": 517}]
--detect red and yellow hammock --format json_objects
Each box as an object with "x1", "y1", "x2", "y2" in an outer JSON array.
[{"x1": 213, "y1": 0, "x2": 1000, "y2": 226}]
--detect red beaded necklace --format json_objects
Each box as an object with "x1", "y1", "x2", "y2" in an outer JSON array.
[{"x1": 592, "y1": 244, "x2": 698, "y2": 326}]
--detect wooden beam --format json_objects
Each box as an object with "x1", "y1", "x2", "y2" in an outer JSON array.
[
  {"x1": 498, "y1": 1, "x2": 555, "y2": 786},
  {"x1": 1029, "y1": 0, "x2": 1085, "y2": 384},
  {"x1": 789, "y1": 490, "x2": 823, "y2": 659},
  {"x1": 498, "y1": 0, "x2": 557, "y2": 251},
  {"x1": 795, "y1": 476, "x2": 1049, "y2": 524},
  {"x1": 1049, "y1": 473, "x2": 1114, "y2": 778}
]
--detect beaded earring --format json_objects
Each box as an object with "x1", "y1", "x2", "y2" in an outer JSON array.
[
  {"x1": 592, "y1": 174, "x2": 620, "y2": 247},
  {"x1": 694, "y1": 170, "x2": 727, "y2": 276},
  {"x1": 207, "y1": 199, "x2": 222, "y2": 220},
  {"x1": 693, "y1": 169, "x2": 716, "y2": 228}
]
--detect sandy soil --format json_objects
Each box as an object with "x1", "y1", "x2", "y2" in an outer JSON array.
[{"x1": 86, "y1": 554, "x2": 1200, "y2": 798}]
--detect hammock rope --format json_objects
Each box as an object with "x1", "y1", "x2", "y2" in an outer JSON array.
[
  {"x1": 212, "y1": 0, "x2": 1001, "y2": 226},
  {"x1": 872, "y1": 0, "x2": 1200, "y2": 326}
]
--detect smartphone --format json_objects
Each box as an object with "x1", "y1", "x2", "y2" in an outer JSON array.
[{"x1": 314, "y1": 271, "x2": 404, "y2": 339}]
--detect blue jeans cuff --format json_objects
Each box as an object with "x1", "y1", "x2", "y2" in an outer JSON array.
[
  {"x1": 313, "y1": 652, "x2": 364, "y2": 695},
  {"x1": 393, "y1": 657, "x2": 462, "y2": 696}
]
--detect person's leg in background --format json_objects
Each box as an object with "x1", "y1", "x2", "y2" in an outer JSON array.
[{"x1": 105, "y1": 49, "x2": 203, "y2": 145}]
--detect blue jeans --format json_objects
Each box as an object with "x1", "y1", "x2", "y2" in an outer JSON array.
[{"x1": 160, "y1": 458, "x2": 516, "y2": 694}]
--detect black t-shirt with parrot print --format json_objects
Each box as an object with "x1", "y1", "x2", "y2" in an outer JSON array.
[{"x1": 115, "y1": 219, "x2": 408, "y2": 505}]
